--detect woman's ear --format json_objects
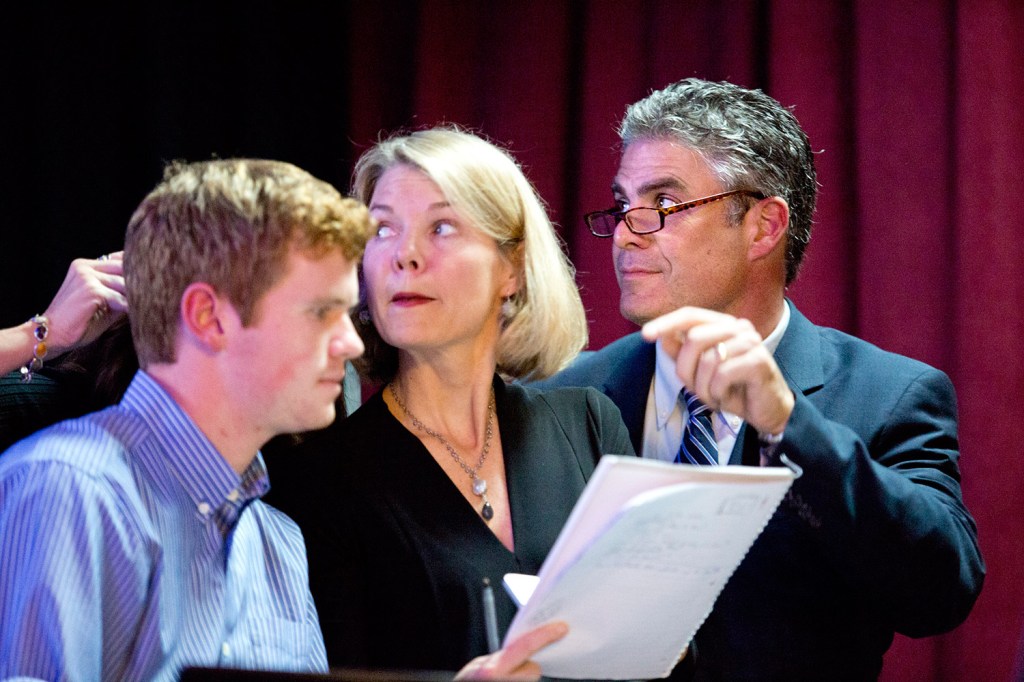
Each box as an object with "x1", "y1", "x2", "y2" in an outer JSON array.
[
  {"x1": 180, "y1": 282, "x2": 227, "y2": 352},
  {"x1": 501, "y1": 240, "x2": 525, "y2": 298}
]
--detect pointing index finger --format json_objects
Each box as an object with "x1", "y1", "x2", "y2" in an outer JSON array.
[{"x1": 641, "y1": 307, "x2": 733, "y2": 345}]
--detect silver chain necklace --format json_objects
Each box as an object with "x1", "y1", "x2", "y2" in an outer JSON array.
[{"x1": 389, "y1": 382, "x2": 496, "y2": 521}]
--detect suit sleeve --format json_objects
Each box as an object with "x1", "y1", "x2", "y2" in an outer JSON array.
[{"x1": 778, "y1": 365, "x2": 984, "y2": 636}]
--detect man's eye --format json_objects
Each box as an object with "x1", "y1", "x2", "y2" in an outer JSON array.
[
  {"x1": 656, "y1": 196, "x2": 678, "y2": 209},
  {"x1": 313, "y1": 306, "x2": 343, "y2": 322}
]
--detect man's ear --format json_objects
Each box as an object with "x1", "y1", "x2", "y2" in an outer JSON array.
[
  {"x1": 180, "y1": 282, "x2": 227, "y2": 351},
  {"x1": 748, "y1": 196, "x2": 790, "y2": 262}
]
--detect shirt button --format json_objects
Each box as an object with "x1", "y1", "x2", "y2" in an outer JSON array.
[
  {"x1": 221, "y1": 642, "x2": 231, "y2": 658},
  {"x1": 227, "y1": 489, "x2": 240, "y2": 502},
  {"x1": 197, "y1": 502, "x2": 211, "y2": 516}
]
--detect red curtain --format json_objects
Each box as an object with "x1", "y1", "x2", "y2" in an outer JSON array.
[{"x1": 342, "y1": 1, "x2": 1023, "y2": 678}]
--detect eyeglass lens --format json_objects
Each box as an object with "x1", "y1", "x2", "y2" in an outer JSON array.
[
  {"x1": 622, "y1": 208, "x2": 662, "y2": 234},
  {"x1": 590, "y1": 208, "x2": 660, "y2": 236}
]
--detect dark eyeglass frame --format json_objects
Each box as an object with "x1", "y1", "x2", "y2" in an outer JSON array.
[{"x1": 584, "y1": 189, "x2": 766, "y2": 238}]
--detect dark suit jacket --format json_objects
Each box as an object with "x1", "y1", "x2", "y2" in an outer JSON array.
[{"x1": 536, "y1": 301, "x2": 984, "y2": 680}]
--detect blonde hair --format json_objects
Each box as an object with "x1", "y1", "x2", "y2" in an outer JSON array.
[
  {"x1": 125, "y1": 158, "x2": 373, "y2": 368},
  {"x1": 352, "y1": 127, "x2": 587, "y2": 382}
]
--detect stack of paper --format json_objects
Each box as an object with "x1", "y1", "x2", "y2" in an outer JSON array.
[{"x1": 503, "y1": 455, "x2": 794, "y2": 680}]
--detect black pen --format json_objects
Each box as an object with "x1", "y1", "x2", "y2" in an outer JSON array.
[{"x1": 482, "y1": 577, "x2": 500, "y2": 653}]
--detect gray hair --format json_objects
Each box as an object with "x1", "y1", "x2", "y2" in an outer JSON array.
[{"x1": 620, "y1": 78, "x2": 817, "y2": 285}]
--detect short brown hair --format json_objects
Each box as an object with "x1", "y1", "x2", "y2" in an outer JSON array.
[{"x1": 125, "y1": 159, "x2": 373, "y2": 367}]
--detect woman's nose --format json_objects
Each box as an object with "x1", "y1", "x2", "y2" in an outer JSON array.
[{"x1": 393, "y1": 234, "x2": 421, "y2": 271}]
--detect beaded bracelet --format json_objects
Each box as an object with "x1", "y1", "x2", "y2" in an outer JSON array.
[{"x1": 19, "y1": 314, "x2": 49, "y2": 383}]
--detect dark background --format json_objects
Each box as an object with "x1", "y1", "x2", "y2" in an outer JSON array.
[
  {"x1": 2, "y1": 2, "x2": 1022, "y2": 679},
  {"x1": 1, "y1": 3, "x2": 358, "y2": 324}
]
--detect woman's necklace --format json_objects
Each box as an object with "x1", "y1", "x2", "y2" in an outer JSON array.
[{"x1": 389, "y1": 382, "x2": 496, "y2": 521}]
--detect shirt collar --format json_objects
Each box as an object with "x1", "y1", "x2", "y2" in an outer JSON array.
[
  {"x1": 763, "y1": 299, "x2": 790, "y2": 356},
  {"x1": 121, "y1": 371, "x2": 270, "y2": 517}
]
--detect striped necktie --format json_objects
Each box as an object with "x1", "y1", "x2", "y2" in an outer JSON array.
[{"x1": 675, "y1": 389, "x2": 719, "y2": 466}]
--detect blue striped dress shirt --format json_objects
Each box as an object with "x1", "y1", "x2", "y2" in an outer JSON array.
[{"x1": 0, "y1": 371, "x2": 327, "y2": 681}]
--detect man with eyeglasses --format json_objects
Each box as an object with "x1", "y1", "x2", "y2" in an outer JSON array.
[{"x1": 538, "y1": 78, "x2": 983, "y2": 680}]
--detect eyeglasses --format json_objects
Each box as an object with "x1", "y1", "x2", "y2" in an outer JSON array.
[{"x1": 584, "y1": 189, "x2": 765, "y2": 238}]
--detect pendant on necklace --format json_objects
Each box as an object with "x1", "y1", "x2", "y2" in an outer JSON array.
[{"x1": 473, "y1": 477, "x2": 493, "y2": 520}]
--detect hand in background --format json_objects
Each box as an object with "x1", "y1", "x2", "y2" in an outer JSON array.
[{"x1": 42, "y1": 252, "x2": 128, "y2": 355}]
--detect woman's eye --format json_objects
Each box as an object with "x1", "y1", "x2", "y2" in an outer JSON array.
[
  {"x1": 375, "y1": 224, "x2": 395, "y2": 238},
  {"x1": 433, "y1": 221, "x2": 456, "y2": 236}
]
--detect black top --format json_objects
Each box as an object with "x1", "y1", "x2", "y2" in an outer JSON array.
[
  {"x1": 272, "y1": 376, "x2": 632, "y2": 673},
  {"x1": 0, "y1": 320, "x2": 139, "y2": 454},
  {"x1": 0, "y1": 369, "x2": 91, "y2": 453}
]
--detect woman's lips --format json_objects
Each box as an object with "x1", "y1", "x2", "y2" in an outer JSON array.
[{"x1": 390, "y1": 292, "x2": 434, "y2": 306}]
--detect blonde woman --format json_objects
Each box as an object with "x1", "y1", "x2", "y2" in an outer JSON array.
[{"x1": 287, "y1": 128, "x2": 633, "y2": 674}]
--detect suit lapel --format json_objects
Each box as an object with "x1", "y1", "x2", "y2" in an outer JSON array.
[
  {"x1": 731, "y1": 424, "x2": 762, "y2": 466},
  {"x1": 773, "y1": 301, "x2": 825, "y2": 397},
  {"x1": 598, "y1": 333, "x2": 655, "y2": 456}
]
